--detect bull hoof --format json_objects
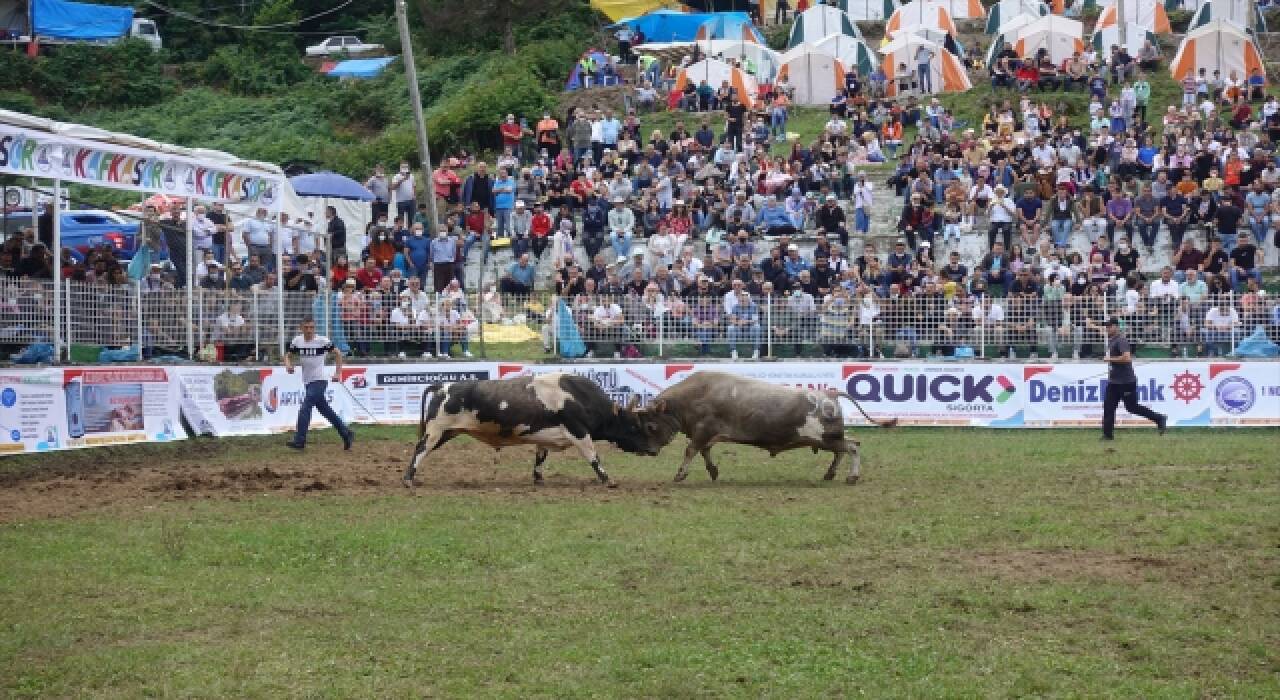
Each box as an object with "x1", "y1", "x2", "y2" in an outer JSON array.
[
  {"x1": 673, "y1": 471, "x2": 688, "y2": 483},
  {"x1": 707, "y1": 466, "x2": 719, "y2": 481},
  {"x1": 845, "y1": 474, "x2": 861, "y2": 485},
  {"x1": 606, "y1": 480, "x2": 620, "y2": 489},
  {"x1": 401, "y1": 477, "x2": 416, "y2": 489},
  {"x1": 533, "y1": 475, "x2": 545, "y2": 486},
  {"x1": 823, "y1": 471, "x2": 837, "y2": 481}
]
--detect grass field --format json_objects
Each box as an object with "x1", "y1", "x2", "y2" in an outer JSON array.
[{"x1": 1, "y1": 426, "x2": 1277, "y2": 697}]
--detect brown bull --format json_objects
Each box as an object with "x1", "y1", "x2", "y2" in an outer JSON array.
[{"x1": 647, "y1": 371, "x2": 896, "y2": 483}]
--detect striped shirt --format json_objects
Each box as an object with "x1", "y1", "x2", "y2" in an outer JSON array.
[{"x1": 289, "y1": 334, "x2": 334, "y2": 384}]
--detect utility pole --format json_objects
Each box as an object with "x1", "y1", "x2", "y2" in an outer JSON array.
[
  {"x1": 394, "y1": 0, "x2": 440, "y2": 229},
  {"x1": 1116, "y1": 0, "x2": 1127, "y2": 52}
]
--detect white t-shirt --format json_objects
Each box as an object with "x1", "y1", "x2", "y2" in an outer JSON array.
[
  {"x1": 989, "y1": 197, "x2": 1016, "y2": 223},
  {"x1": 289, "y1": 334, "x2": 335, "y2": 384},
  {"x1": 1148, "y1": 278, "x2": 1179, "y2": 299}
]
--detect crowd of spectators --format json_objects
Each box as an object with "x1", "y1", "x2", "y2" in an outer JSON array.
[{"x1": 5, "y1": 25, "x2": 1280, "y2": 361}]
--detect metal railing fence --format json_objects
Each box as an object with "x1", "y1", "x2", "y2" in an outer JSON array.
[{"x1": 5, "y1": 281, "x2": 1276, "y2": 363}]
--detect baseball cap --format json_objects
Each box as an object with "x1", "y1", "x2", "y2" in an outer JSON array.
[
  {"x1": 825, "y1": 194, "x2": 837, "y2": 201},
  {"x1": 616, "y1": 255, "x2": 628, "y2": 265}
]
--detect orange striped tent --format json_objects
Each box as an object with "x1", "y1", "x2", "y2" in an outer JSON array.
[
  {"x1": 1096, "y1": 0, "x2": 1173, "y2": 34},
  {"x1": 878, "y1": 35, "x2": 972, "y2": 96},
  {"x1": 777, "y1": 51, "x2": 849, "y2": 105},
  {"x1": 672, "y1": 58, "x2": 759, "y2": 109},
  {"x1": 1012, "y1": 15, "x2": 1085, "y2": 63},
  {"x1": 885, "y1": 2, "x2": 959, "y2": 36},
  {"x1": 1169, "y1": 19, "x2": 1265, "y2": 84}
]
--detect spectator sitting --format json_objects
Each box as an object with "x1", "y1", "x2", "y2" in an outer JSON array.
[{"x1": 500, "y1": 253, "x2": 537, "y2": 295}]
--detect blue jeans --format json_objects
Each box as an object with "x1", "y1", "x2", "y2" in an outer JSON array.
[
  {"x1": 1248, "y1": 215, "x2": 1270, "y2": 245},
  {"x1": 855, "y1": 208, "x2": 869, "y2": 233},
  {"x1": 1050, "y1": 219, "x2": 1073, "y2": 248},
  {"x1": 771, "y1": 109, "x2": 787, "y2": 138},
  {"x1": 212, "y1": 243, "x2": 225, "y2": 265},
  {"x1": 494, "y1": 208, "x2": 512, "y2": 238},
  {"x1": 293, "y1": 380, "x2": 350, "y2": 447},
  {"x1": 1229, "y1": 267, "x2": 1262, "y2": 291},
  {"x1": 918, "y1": 64, "x2": 932, "y2": 93}
]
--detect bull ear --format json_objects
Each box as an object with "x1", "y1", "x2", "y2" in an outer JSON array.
[
  {"x1": 626, "y1": 395, "x2": 640, "y2": 412},
  {"x1": 653, "y1": 399, "x2": 667, "y2": 414}
]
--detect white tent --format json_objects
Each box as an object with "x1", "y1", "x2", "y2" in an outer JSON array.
[
  {"x1": 1096, "y1": 0, "x2": 1173, "y2": 34},
  {"x1": 985, "y1": 0, "x2": 1049, "y2": 33},
  {"x1": 992, "y1": 14, "x2": 1036, "y2": 39},
  {"x1": 823, "y1": 0, "x2": 902, "y2": 21},
  {"x1": 778, "y1": 50, "x2": 849, "y2": 106},
  {"x1": 798, "y1": 33, "x2": 879, "y2": 76},
  {"x1": 672, "y1": 58, "x2": 760, "y2": 108},
  {"x1": 1188, "y1": 0, "x2": 1267, "y2": 32},
  {"x1": 878, "y1": 34, "x2": 972, "y2": 96},
  {"x1": 904, "y1": 26, "x2": 967, "y2": 59},
  {"x1": 634, "y1": 40, "x2": 782, "y2": 81},
  {"x1": 885, "y1": 2, "x2": 958, "y2": 36},
  {"x1": 788, "y1": 5, "x2": 862, "y2": 48},
  {"x1": 1010, "y1": 15, "x2": 1085, "y2": 63},
  {"x1": 1169, "y1": 18, "x2": 1266, "y2": 83},
  {"x1": 1091, "y1": 22, "x2": 1158, "y2": 58}
]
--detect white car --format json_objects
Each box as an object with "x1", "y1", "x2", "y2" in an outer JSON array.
[{"x1": 305, "y1": 36, "x2": 384, "y2": 57}]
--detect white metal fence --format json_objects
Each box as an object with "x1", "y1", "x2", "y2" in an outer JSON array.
[{"x1": 3, "y1": 281, "x2": 1276, "y2": 363}]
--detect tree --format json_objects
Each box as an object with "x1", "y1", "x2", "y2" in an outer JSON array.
[{"x1": 413, "y1": 0, "x2": 582, "y2": 55}]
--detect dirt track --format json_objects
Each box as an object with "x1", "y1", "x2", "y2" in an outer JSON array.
[{"x1": 0, "y1": 438, "x2": 676, "y2": 523}]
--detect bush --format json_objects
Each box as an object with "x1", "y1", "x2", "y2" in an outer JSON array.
[
  {"x1": 35, "y1": 40, "x2": 173, "y2": 110},
  {"x1": 200, "y1": 46, "x2": 310, "y2": 97}
]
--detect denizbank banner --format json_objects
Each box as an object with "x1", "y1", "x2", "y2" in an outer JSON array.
[{"x1": 0, "y1": 125, "x2": 280, "y2": 204}]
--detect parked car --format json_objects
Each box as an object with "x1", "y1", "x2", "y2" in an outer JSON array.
[
  {"x1": 305, "y1": 36, "x2": 384, "y2": 57},
  {"x1": 2, "y1": 209, "x2": 140, "y2": 261}
]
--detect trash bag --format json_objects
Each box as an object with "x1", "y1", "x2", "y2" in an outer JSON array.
[
  {"x1": 11, "y1": 343, "x2": 54, "y2": 364},
  {"x1": 1230, "y1": 326, "x2": 1280, "y2": 358},
  {"x1": 98, "y1": 345, "x2": 142, "y2": 362},
  {"x1": 555, "y1": 298, "x2": 586, "y2": 358}
]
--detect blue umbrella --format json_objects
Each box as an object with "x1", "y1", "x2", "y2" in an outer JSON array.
[{"x1": 289, "y1": 172, "x2": 375, "y2": 201}]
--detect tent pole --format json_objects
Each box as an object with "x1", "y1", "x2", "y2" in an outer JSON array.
[
  {"x1": 272, "y1": 190, "x2": 285, "y2": 357},
  {"x1": 52, "y1": 180, "x2": 62, "y2": 362},
  {"x1": 185, "y1": 197, "x2": 194, "y2": 358}
]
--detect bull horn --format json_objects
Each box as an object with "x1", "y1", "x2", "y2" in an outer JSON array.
[{"x1": 626, "y1": 395, "x2": 640, "y2": 411}]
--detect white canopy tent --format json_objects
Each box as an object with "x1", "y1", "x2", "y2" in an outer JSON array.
[{"x1": 0, "y1": 108, "x2": 287, "y2": 360}]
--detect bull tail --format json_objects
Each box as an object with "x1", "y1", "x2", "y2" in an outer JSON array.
[
  {"x1": 833, "y1": 391, "x2": 897, "y2": 428},
  {"x1": 404, "y1": 384, "x2": 445, "y2": 488}
]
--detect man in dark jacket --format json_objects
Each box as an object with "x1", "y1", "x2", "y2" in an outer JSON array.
[
  {"x1": 815, "y1": 194, "x2": 849, "y2": 247},
  {"x1": 462, "y1": 162, "x2": 495, "y2": 215}
]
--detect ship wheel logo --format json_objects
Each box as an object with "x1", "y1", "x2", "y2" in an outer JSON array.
[{"x1": 1170, "y1": 371, "x2": 1204, "y2": 404}]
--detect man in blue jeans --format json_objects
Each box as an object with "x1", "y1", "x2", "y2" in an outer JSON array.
[{"x1": 284, "y1": 318, "x2": 354, "y2": 451}]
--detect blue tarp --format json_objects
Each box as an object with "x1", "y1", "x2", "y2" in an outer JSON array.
[
  {"x1": 32, "y1": 0, "x2": 132, "y2": 41},
  {"x1": 613, "y1": 10, "x2": 753, "y2": 43},
  {"x1": 327, "y1": 57, "x2": 397, "y2": 79},
  {"x1": 696, "y1": 14, "x2": 764, "y2": 43}
]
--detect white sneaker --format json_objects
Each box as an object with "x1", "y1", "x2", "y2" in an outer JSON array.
[
  {"x1": 586, "y1": 350, "x2": 594, "y2": 358},
  {"x1": 730, "y1": 349, "x2": 739, "y2": 359},
  {"x1": 398, "y1": 352, "x2": 406, "y2": 358},
  {"x1": 1072, "y1": 351, "x2": 1080, "y2": 360},
  {"x1": 463, "y1": 351, "x2": 473, "y2": 358},
  {"x1": 751, "y1": 349, "x2": 760, "y2": 359},
  {"x1": 421, "y1": 351, "x2": 433, "y2": 358},
  {"x1": 1029, "y1": 352, "x2": 1038, "y2": 360},
  {"x1": 1049, "y1": 352, "x2": 1058, "y2": 360},
  {"x1": 613, "y1": 351, "x2": 621, "y2": 359},
  {"x1": 1008, "y1": 348, "x2": 1016, "y2": 359}
]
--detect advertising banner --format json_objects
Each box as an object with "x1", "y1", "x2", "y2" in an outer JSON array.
[
  {"x1": 1205, "y1": 362, "x2": 1280, "y2": 426},
  {"x1": 3, "y1": 361, "x2": 1276, "y2": 457},
  {"x1": 0, "y1": 124, "x2": 280, "y2": 204},
  {"x1": 0, "y1": 367, "x2": 185, "y2": 454},
  {"x1": 838, "y1": 362, "x2": 1025, "y2": 426},
  {"x1": 1021, "y1": 362, "x2": 1215, "y2": 428}
]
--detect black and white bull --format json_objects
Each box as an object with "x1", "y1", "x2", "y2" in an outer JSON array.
[
  {"x1": 402, "y1": 373, "x2": 667, "y2": 487},
  {"x1": 646, "y1": 371, "x2": 896, "y2": 484}
]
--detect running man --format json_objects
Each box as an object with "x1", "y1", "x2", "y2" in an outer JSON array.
[
  {"x1": 1101, "y1": 318, "x2": 1166, "y2": 441},
  {"x1": 284, "y1": 318, "x2": 354, "y2": 451}
]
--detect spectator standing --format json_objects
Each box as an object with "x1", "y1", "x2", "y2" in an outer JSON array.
[
  {"x1": 391, "y1": 161, "x2": 417, "y2": 224},
  {"x1": 430, "y1": 226, "x2": 458, "y2": 292},
  {"x1": 365, "y1": 163, "x2": 390, "y2": 222},
  {"x1": 402, "y1": 222, "x2": 431, "y2": 288},
  {"x1": 325, "y1": 206, "x2": 347, "y2": 260},
  {"x1": 492, "y1": 167, "x2": 516, "y2": 239}
]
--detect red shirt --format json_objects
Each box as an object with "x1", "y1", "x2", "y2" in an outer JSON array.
[
  {"x1": 530, "y1": 213, "x2": 552, "y2": 238},
  {"x1": 500, "y1": 122, "x2": 522, "y2": 146},
  {"x1": 354, "y1": 266, "x2": 382, "y2": 290},
  {"x1": 465, "y1": 211, "x2": 487, "y2": 234}
]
